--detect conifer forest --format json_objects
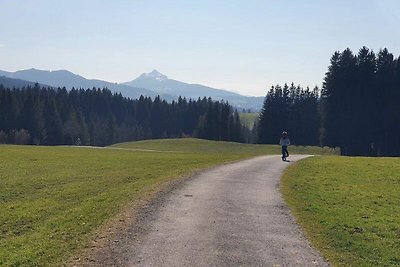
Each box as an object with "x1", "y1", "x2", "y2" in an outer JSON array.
[
  {"x1": 0, "y1": 86, "x2": 245, "y2": 146},
  {"x1": 257, "y1": 47, "x2": 400, "y2": 156}
]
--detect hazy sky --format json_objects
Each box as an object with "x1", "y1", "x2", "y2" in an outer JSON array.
[{"x1": 1, "y1": 1, "x2": 399, "y2": 96}]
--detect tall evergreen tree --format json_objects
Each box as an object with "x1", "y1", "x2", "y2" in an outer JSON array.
[{"x1": 322, "y1": 47, "x2": 400, "y2": 156}]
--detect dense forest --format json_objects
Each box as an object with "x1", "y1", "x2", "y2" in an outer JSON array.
[
  {"x1": 257, "y1": 47, "x2": 400, "y2": 156},
  {"x1": 0, "y1": 85, "x2": 245, "y2": 146},
  {"x1": 321, "y1": 47, "x2": 400, "y2": 156},
  {"x1": 257, "y1": 83, "x2": 320, "y2": 146}
]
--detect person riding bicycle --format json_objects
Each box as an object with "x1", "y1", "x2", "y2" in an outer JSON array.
[{"x1": 279, "y1": 131, "x2": 290, "y2": 161}]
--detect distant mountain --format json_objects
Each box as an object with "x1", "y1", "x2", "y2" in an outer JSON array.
[
  {"x1": 0, "y1": 68, "x2": 264, "y2": 110},
  {"x1": 124, "y1": 70, "x2": 264, "y2": 111},
  {"x1": 0, "y1": 75, "x2": 51, "y2": 89},
  {"x1": 0, "y1": 68, "x2": 161, "y2": 100}
]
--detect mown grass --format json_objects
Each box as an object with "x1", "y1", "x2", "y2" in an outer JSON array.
[
  {"x1": 0, "y1": 138, "x2": 338, "y2": 266},
  {"x1": 281, "y1": 156, "x2": 400, "y2": 266}
]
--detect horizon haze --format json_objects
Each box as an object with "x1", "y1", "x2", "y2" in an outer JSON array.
[{"x1": 1, "y1": 1, "x2": 399, "y2": 96}]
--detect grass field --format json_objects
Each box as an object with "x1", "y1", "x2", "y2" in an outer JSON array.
[
  {"x1": 239, "y1": 112, "x2": 259, "y2": 129},
  {"x1": 111, "y1": 138, "x2": 339, "y2": 155},
  {"x1": 0, "y1": 138, "x2": 337, "y2": 266},
  {"x1": 282, "y1": 156, "x2": 400, "y2": 266}
]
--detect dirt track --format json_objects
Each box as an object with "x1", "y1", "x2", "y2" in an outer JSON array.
[{"x1": 80, "y1": 155, "x2": 329, "y2": 267}]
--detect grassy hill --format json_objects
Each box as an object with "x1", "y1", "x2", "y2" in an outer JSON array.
[
  {"x1": 282, "y1": 156, "x2": 400, "y2": 266},
  {"x1": 111, "y1": 138, "x2": 338, "y2": 155},
  {"x1": 0, "y1": 138, "x2": 337, "y2": 266}
]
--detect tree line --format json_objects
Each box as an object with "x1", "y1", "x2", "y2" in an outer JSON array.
[
  {"x1": 257, "y1": 83, "x2": 320, "y2": 146},
  {"x1": 257, "y1": 47, "x2": 400, "y2": 156},
  {"x1": 3, "y1": 46, "x2": 398, "y2": 156},
  {"x1": 322, "y1": 47, "x2": 400, "y2": 156},
  {"x1": 0, "y1": 84, "x2": 245, "y2": 146}
]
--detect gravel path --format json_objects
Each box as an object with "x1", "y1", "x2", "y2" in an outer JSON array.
[{"x1": 118, "y1": 155, "x2": 329, "y2": 267}]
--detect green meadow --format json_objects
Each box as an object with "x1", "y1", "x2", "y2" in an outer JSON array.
[
  {"x1": 111, "y1": 138, "x2": 338, "y2": 155},
  {"x1": 239, "y1": 112, "x2": 259, "y2": 129},
  {"x1": 282, "y1": 156, "x2": 400, "y2": 266},
  {"x1": 0, "y1": 138, "x2": 336, "y2": 266}
]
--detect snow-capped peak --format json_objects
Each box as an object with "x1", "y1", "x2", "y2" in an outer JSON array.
[{"x1": 143, "y1": 70, "x2": 168, "y2": 81}]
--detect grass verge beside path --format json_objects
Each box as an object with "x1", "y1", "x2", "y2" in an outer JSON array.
[
  {"x1": 0, "y1": 145, "x2": 245, "y2": 266},
  {"x1": 281, "y1": 156, "x2": 400, "y2": 266},
  {"x1": 0, "y1": 138, "x2": 338, "y2": 266}
]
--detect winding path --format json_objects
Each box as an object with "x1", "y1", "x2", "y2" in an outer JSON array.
[{"x1": 123, "y1": 155, "x2": 329, "y2": 267}]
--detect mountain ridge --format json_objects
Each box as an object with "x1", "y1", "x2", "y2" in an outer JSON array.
[
  {"x1": 0, "y1": 75, "x2": 52, "y2": 89},
  {"x1": 125, "y1": 69, "x2": 264, "y2": 110},
  {"x1": 0, "y1": 68, "x2": 264, "y2": 110},
  {"x1": 0, "y1": 68, "x2": 162, "y2": 100}
]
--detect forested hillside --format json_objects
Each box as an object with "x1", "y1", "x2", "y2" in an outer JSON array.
[{"x1": 0, "y1": 84, "x2": 245, "y2": 146}]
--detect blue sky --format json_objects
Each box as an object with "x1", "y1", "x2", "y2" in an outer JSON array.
[{"x1": 1, "y1": 0, "x2": 399, "y2": 96}]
